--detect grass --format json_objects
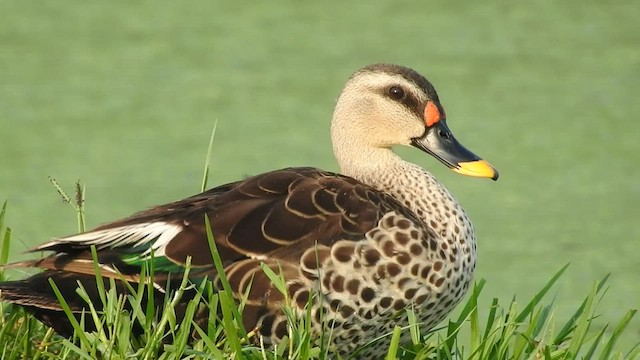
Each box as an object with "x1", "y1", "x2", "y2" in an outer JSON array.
[
  {"x1": 0, "y1": 200, "x2": 638, "y2": 359},
  {"x1": 0, "y1": 0, "x2": 638, "y2": 354}
]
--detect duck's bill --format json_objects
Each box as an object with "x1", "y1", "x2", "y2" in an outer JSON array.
[
  {"x1": 452, "y1": 159, "x2": 498, "y2": 180},
  {"x1": 411, "y1": 120, "x2": 499, "y2": 181}
]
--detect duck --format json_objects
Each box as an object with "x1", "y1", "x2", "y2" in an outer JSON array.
[{"x1": 0, "y1": 63, "x2": 497, "y2": 357}]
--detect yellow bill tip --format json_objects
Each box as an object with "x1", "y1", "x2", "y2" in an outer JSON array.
[{"x1": 453, "y1": 160, "x2": 499, "y2": 180}]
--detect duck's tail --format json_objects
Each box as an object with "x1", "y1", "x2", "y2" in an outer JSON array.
[
  {"x1": 0, "y1": 269, "x2": 205, "y2": 338},
  {"x1": 0, "y1": 271, "x2": 105, "y2": 336}
]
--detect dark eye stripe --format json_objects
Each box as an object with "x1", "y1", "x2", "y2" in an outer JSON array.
[
  {"x1": 384, "y1": 88, "x2": 425, "y2": 121},
  {"x1": 402, "y1": 92, "x2": 424, "y2": 120}
]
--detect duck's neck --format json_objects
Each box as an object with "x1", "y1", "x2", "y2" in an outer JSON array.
[{"x1": 337, "y1": 146, "x2": 472, "y2": 240}]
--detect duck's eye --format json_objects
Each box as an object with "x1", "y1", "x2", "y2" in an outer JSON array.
[{"x1": 388, "y1": 86, "x2": 405, "y2": 100}]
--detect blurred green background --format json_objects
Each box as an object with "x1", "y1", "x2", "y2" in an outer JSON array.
[{"x1": 1, "y1": 0, "x2": 638, "y2": 349}]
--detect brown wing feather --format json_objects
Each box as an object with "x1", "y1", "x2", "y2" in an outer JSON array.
[
  {"x1": 50, "y1": 167, "x2": 418, "y2": 269},
  {"x1": 3, "y1": 167, "x2": 423, "y2": 339}
]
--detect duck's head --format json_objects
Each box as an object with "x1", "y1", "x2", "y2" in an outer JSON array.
[{"x1": 331, "y1": 63, "x2": 498, "y2": 181}]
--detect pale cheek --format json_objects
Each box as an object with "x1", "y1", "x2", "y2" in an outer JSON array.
[
  {"x1": 408, "y1": 120, "x2": 427, "y2": 139},
  {"x1": 390, "y1": 121, "x2": 418, "y2": 146},
  {"x1": 385, "y1": 118, "x2": 424, "y2": 146}
]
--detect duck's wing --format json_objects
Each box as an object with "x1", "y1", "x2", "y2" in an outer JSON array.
[{"x1": 27, "y1": 167, "x2": 413, "y2": 278}]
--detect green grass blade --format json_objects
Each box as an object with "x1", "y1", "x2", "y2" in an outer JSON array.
[
  {"x1": 0, "y1": 201, "x2": 6, "y2": 239},
  {"x1": 48, "y1": 279, "x2": 92, "y2": 352},
  {"x1": 204, "y1": 216, "x2": 247, "y2": 341},
  {"x1": 192, "y1": 324, "x2": 226, "y2": 359},
  {"x1": 469, "y1": 285, "x2": 481, "y2": 352},
  {"x1": 444, "y1": 279, "x2": 485, "y2": 352},
  {"x1": 260, "y1": 262, "x2": 287, "y2": 296},
  {"x1": 218, "y1": 291, "x2": 245, "y2": 356},
  {"x1": 0, "y1": 231, "x2": 11, "y2": 285},
  {"x1": 599, "y1": 309, "x2": 637, "y2": 360},
  {"x1": 407, "y1": 307, "x2": 420, "y2": 346},
  {"x1": 554, "y1": 273, "x2": 610, "y2": 345},
  {"x1": 0, "y1": 201, "x2": 10, "y2": 270},
  {"x1": 59, "y1": 339, "x2": 96, "y2": 360},
  {"x1": 583, "y1": 324, "x2": 608, "y2": 359},
  {"x1": 201, "y1": 120, "x2": 218, "y2": 192},
  {"x1": 73, "y1": 282, "x2": 106, "y2": 344},
  {"x1": 625, "y1": 343, "x2": 640, "y2": 359},
  {"x1": 145, "y1": 258, "x2": 194, "y2": 357},
  {"x1": 483, "y1": 297, "x2": 499, "y2": 339},
  {"x1": 385, "y1": 325, "x2": 402, "y2": 360},
  {"x1": 204, "y1": 216, "x2": 232, "y2": 299},
  {"x1": 564, "y1": 282, "x2": 598, "y2": 359},
  {"x1": 89, "y1": 246, "x2": 107, "y2": 308},
  {"x1": 516, "y1": 263, "x2": 569, "y2": 323}
]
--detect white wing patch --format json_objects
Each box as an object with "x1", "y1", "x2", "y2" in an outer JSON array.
[{"x1": 34, "y1": 222, "x2": 183, "y2": 258}]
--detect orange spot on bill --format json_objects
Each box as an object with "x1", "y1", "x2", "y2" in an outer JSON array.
[{"x1": 425, "y1": 102, "x2": 441, "y2": 127}]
